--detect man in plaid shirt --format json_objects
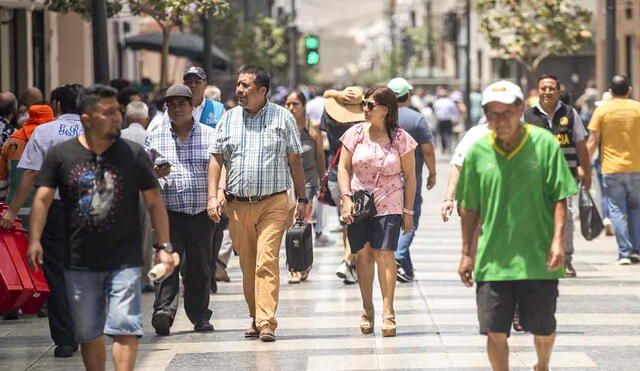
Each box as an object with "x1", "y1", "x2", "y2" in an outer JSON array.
[
  {"x1": 145, "y1": 84, "x2": 217, "y2": 336},
  {"x1": 207, "y1": 65, "x2": 306, "y2": 342}
]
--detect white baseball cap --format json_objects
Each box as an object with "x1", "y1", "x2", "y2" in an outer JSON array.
[{"x1": 481, "y1": 80, "x2": 524, "y2": 107}]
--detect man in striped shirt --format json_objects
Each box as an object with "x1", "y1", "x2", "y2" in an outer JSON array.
[{"x1": 207, "y1": 65, "x2": 306, "y2": 342}]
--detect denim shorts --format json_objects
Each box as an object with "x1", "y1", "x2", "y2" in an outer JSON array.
[
  {"x1": 64, "y1": 267, "x2": 143, "y2": 343},
  {"x1": 347, "y1": 214, "x2": 402, "y2": 254}
]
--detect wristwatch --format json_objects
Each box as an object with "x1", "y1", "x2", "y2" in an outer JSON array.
[
  {"x1": 153, "y1": 241, "x2": 174, "y2": 254},
  {"x1": 297, "y1": 197, "x2": 309, "y2": 204}
]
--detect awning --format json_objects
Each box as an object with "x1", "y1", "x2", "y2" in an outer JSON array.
[{"x1": 123, "y1": 31, "x2": 231, "y2": 71}]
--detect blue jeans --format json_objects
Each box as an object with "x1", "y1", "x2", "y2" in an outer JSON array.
[
  {"x1": 65, "y1": 267, "x2": 143, "y2": 343},
  {"x1": 395, "y1": 190, "x2": 422, "y2": 276},
  {"x1": 602, "y1": 172, "x2": 640, "y2": 258}
]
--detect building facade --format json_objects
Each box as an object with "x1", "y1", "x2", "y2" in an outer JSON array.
[
  {"x1": 0, "y1": 0, "x2": 139, "y2": 98},
  {"x1": 595, "y1": 0, "x2": 639, "y2": 98}
]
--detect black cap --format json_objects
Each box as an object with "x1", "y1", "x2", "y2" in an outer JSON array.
[{"x1": 183, "y1": 66, "x2": 207, "y2": 81}]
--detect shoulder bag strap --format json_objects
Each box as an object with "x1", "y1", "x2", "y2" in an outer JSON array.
[
  {"x1": 372, "y1": 129, "x2": 398, "y2": 188},
  {"x1": 324, "y1": 146, "x2": 342, "y2": 176}
]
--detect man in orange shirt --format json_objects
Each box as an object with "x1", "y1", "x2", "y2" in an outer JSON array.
[
  {"x1": 587, "y1": 75, "x2": 640, "y2": 265},
  {"x1": 0, "y1": 104, "x2": 54, "y2": 203}
]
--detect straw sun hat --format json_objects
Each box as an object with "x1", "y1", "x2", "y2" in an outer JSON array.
[{"x1": 323, "y1": 86, "x2": 365, "y2": 123}]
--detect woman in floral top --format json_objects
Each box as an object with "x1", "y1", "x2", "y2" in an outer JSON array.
[{"x1": 337, "y1": 85, "x2": 417, "y2": 337}]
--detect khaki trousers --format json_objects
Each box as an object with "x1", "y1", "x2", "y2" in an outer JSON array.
[{"x1": 226, "y1": 193, "x2": 290, "y2": 329}]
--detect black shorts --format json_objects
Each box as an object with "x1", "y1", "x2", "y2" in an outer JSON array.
[
  {"x1": 347, "y1": 215, "x2": 401, "y2": 254},
  {"x1": 476, "y1": 280, "x2": 559, "y2": 336}
]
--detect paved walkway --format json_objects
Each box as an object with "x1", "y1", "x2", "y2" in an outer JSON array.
[{"x1": 0, "y1": 158, "x2": 636, "y2": 370}]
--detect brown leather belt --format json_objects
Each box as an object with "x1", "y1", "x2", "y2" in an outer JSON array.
[{"x1": 224, "y1": 190, "x2": 287, "y2": 204}]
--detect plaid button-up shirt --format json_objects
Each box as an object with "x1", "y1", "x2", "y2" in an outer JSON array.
[
  {"x1": 209, "y1": 102, "x2": 302, "y2": 197},
  {"x1": 145, "y1": 121, "x2": 215, "y2": 215}
]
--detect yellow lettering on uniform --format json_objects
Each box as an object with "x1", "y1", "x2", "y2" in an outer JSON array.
[{"x1": 555, "y1": 133, "x2": 570, "y2": 145}]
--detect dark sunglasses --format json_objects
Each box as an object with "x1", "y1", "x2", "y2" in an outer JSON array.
[{"x1": 360, "y1": 101, "x2": 382, "y2": 111}]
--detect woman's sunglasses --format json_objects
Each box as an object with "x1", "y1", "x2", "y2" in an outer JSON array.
[{"x1": 360, "y1": 101, "x2": 382, "y2": 111}]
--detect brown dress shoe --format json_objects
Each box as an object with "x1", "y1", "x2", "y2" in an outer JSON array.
[
  {"x1": 244, "y1": 321, "x2": 259, "y2": 338},
  {"x1": 259, "y1": 325, "x2": 276, "y2": 342}
]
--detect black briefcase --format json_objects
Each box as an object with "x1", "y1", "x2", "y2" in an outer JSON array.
[{"x1": 285, "y1": 221, "x2": 313, "y2": 272}]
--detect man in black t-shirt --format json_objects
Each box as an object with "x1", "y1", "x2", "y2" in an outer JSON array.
[{"x1": 27, "y1": 85, "x2": 175, "y2": 371}]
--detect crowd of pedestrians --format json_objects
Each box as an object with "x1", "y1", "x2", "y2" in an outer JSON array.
[{"x1": 0, "y1": 66, "x2": 637, "y2": 371}]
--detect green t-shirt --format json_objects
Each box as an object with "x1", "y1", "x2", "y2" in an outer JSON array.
[{"x1": 455, "y1": 124, "x2": 578, "y2": 281}]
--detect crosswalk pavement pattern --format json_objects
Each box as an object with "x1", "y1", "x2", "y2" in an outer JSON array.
[{"x1": 1, "y1": 158, "x2": 638, "y2": 370}]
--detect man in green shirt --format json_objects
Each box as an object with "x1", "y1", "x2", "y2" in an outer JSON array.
[{"x1": 455, "y1": 80, "x2": 578, "y2": 371}]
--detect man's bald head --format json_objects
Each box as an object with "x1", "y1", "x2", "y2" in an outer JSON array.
[
  {"x1": 20, "y1": 87, "x2": 43, "y2": 107},
  {"x1": 0, "y1": 92, "x2": 17, "y2": 119}
]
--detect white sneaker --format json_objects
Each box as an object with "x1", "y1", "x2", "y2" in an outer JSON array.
[
  {"x1": 336, "y1": 261, "x2": 350, "y2": 280},
  {"x1": 617, "y1": 257, "x2": 632, "y2": 265}
]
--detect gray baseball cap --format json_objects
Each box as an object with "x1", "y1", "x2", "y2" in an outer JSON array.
[{"x1": 164, "y1": 84, "x2": 193, "y2": 101}]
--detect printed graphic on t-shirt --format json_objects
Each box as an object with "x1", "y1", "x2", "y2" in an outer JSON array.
[{"x1": 68, "y1": 161, "x2": 124, "y2": 230}]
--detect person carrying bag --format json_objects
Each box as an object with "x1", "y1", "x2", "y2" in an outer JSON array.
[{"x1": 336, "y1": 86, "x2": 417, "y2": 338}]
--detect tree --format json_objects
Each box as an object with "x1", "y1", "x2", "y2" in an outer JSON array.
[
  {"x1": 233, "y1": 16, "x2": 289, "y2": 85},
  {"x1": 477, "y1": 0, "x2": 592, "y2": 86},
  {"x1": 128, "y1": 0, "x2": 229, "y2": 88},
  {"x1": 46, "y1": 0, "x2": 230, "y2": 88}
]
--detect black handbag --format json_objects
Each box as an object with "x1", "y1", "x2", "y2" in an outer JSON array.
[
  {"x1": 579, "y1": 188, "x2": 604, "y2": 241},
  {"x1": 351, "y1": 190, "x2": 376, "y2": 224}
]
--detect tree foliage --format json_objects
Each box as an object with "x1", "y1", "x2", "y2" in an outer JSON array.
[
  {"x1": 477, "y1": 0, "x2": 592, "y2": 75},
  {"x1": 233, "y1": 16, "x2": 289, "y2": 84},
  {"x1": 128, "y1": 0, "x2": 229, "y2": 88},
  {"x1": 404, "y1": 24, "x2": 438, "y2": 75},
  {"x1": 128, "y1": 0, "x2": 228, "y2": 27},
  {"x1": 211, "y1": 12, "x2": 292, "y2": 85}
]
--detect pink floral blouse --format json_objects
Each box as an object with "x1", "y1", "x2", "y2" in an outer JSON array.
[{"x1": 340, "y1": 123, "x2": 417, "y2": 216}]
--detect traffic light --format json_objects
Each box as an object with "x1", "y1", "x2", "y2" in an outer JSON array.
[{"x1": 305, "y1": 35, "x2": 319, "y2": 66}]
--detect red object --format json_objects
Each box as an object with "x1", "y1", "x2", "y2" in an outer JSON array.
[
  {"x1": 14, "y1": 227, "x2": 49, "y2": 314},
  {"x1": 0, "y1": 228, "x2": 35, "y2": 312},
  {"x1": 0, "y1": 203, "x2": 49, "y2": 314}
]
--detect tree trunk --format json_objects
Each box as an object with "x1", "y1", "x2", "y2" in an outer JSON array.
[{"x1": 160, "y1": 26, "x2": 171, "y2": 89}]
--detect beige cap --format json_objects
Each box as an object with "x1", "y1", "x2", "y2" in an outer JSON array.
[{"x1": 323, "y1": 86, "x2": 365, "y2": 123}]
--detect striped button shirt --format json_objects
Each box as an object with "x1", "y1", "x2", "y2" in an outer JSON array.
[
  {"x1": 209, "y1": 102, "x2": 302, "y2": 197},
  {"x1": 145, "y1": 121, "x2": 216, "y2": 215}
]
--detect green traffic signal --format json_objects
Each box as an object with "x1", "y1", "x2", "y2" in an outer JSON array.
[
  {"x1": 306, "y1": 51, "x2": 319, "y2": 65},
  {"x1": 305, "y1": 36, "x2": 319, "y2": 50}
]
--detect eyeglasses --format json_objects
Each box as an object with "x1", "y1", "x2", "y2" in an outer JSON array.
[{"x1": 360, "y1": 101, "x2": 382, "y2": 111}]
